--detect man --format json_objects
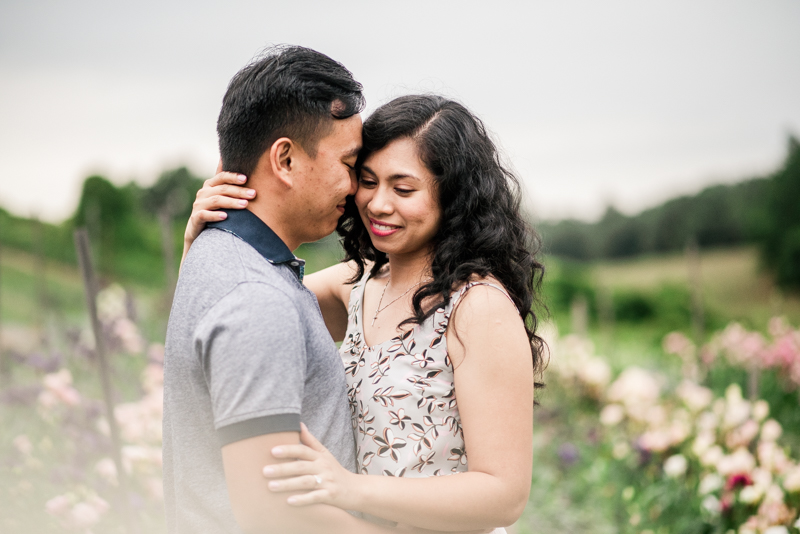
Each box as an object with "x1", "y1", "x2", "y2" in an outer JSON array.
[{"x1": 163, "y1": 46, "x2": 396, "y2": 533}]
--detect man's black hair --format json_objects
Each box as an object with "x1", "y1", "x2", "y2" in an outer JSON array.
[{"x1": 217, "y1": 45, "x2": 365, "y2": 176}]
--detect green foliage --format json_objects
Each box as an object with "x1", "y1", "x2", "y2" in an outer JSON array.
[
  {"x1": 0, "y1": 167, "x2": 208, "y2": 288},
  {"x1": 542, "y1": 260, "x2": 596, "y2": 314},
  {"x1": 760, "y1": 136, "x2": 800, "y2": 291},
  {"x1": 538, "y1": 139, "x2": 790, "y2": 261},
  {"x1": 141, "y1": 166, "x2": 205, "y2": 220}
]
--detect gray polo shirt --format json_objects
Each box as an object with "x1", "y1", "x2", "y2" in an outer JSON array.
[{"x1": 162, "y1": 209, "x2": 356, "y2": 534}]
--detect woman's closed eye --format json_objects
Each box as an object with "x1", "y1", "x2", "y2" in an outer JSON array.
[{"x1": 358, "y1": 177, "x2": 378, "y2": 188}]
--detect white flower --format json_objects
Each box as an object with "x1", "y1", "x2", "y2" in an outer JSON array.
[
  {"x1": 692, "y1": 431, "x2": 716, "y2": 457},
  {"x1": 664, "y1": 454, "x2": 688, "y2": 478},
  {"x1": 41, "y1": 369, "x2": 81, "y2": 407},
  {"x1": 738, "y1": 485, "x2": 762, "y2": 504},
  {"x1": 676, "y1": 380, "x2": 712, "y2": 412},
  {"x1": 696, "y1": 411, "x2": 719, "y2": 432},
  {"x1": 607, "y1": 367, "x2": 661, "y2": 411},
  {"x1": 45, "y1": 494, "x2": 72, "y2": 516},
  {"x1": 752, "y1": 399, "x2": 769, "y2": 422},
  {"x1": 70, "y1": 502, "x2": 101, "y2": 528},
  {"x1": 600, "y1": 404, "x2": 624, "y2": 426},
  {"x1": 12, "y1": 435, "x2": 33, "y2": 456},
  {"x1": 761, "y1": 419, "x2": 783, "y2": 442},
  {"x1": 701, "y1": 494, "x2": 720, "y2": 515},
  {"x1": 577, "y1": 358, "x2": 611, "y2": 390},
  {"x1": 716, "y1": 448, "x2": 755, "y2": 476},
  {"x1": 751, "y1": 467, "x2": 773, "y2": 493},
  {"x1": 698, "y1": 473, "x2": 723, "y2": 495},
  {"x1": 725, "y1": 383, "x2": 743, "y2": 404},
  {"x1": 723, "y1": 398, "x2": 751, "y2": 429},
  {"x1": 701, "y1": 445, "x2": 724, "y2": 467},
  {"x1": 726, "y1": 419, "x2": 759, "y2": 449},
  {"x1": 763, "y1": 483, "x2": 784, "y2": 504},
  {"x1": 95, "y1": 458, "x2": 118, "y2": 485},
  {"x1": 783, "y1": 465, "x2": 800, "y2": 492},
  {"x1": 640, "y1": 429, "x2": 672, "y2": 452},
  {"x1": 763, "y1": 527, "x2": 789, "y2": 534}
]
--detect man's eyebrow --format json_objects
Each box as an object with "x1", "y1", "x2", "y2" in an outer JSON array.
[{"x1": 343, "y1": 146, "x2": 361, "y2": 159}]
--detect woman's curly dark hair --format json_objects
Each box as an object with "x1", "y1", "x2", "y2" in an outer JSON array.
[{"x1": 337, "y1": 94, "x2": 547, "y2": 383}]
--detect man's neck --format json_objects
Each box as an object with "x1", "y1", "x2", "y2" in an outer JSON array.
[{"x1": 246, "y1": 199, "x2": 300, "y2": 252}]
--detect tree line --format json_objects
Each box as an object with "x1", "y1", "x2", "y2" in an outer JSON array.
[
  {"x1": 1, "y1": 136, "x2": 798, "y2": 290},
  {"x1": 538, "y1": 136, "x2": 800, "y2": 290}
]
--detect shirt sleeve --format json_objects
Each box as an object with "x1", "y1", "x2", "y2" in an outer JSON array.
[{"x1": 194, "y1": 282, "x2": 306, "y2": 447}]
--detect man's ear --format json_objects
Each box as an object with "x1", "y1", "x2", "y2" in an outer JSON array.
[{"x1": 269, "y1": 137, "x2": 299, "y2": 189}]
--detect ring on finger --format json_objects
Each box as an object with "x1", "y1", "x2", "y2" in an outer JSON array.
[{"x1": 313, "y1": 475, "x2": 323, "y2": 487}]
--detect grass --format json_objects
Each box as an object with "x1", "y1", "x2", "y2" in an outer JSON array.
[{"x1": 591, "y1": 246, "x2": 800, "y2": 328}]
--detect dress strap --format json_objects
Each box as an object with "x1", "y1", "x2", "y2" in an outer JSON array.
[{"x1": 449, "y1": 281, "x2": 518, "y2": 313}]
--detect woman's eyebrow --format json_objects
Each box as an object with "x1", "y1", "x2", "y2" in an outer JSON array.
[{"x1": 360, "y1": 165, "x2": 420, "y2": 182}]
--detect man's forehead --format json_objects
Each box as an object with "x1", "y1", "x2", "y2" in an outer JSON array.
[{"x1": 323, "y1": 114, "x2": 362, "y2": 153}]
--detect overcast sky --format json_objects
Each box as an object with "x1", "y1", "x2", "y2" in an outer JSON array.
[{"x1": 1, "y1": 0, "x2": 798, "y2": 222}]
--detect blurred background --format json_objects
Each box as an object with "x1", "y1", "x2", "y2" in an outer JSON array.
[{"x1": 1, "y1": 1, "x2": 799, "y2": 533}]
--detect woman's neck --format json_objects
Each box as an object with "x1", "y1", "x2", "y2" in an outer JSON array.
[{"x1": 384, "y1": 248, "x2": 432, "y2": 288}]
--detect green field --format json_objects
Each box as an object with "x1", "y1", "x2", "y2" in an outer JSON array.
[{"x1": 591, "y1": 246, "x2": 800, "y2": 327}]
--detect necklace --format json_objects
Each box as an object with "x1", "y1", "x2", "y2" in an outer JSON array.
[{"x1": 371, "y1": 277, "x2": 424, "y2": 326}]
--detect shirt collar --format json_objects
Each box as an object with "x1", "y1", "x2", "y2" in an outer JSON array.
[{"x1": 207, "y1": 209, "x2": 305, "y2": 282}]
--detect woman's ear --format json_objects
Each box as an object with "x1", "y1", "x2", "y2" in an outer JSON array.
[{"x1": 270, "y1": 137, "x2": 296, "y2": 189}]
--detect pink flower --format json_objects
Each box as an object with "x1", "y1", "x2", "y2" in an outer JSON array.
[
  {"x1": 41, "y1": 369, "x2": 81, "y2": 406},
  {"x1": 724, "y1": 472, "x2": 753, "y2": 491},
  {"x1": 45, "y1": 494, "x2": 71, "y2": 516},
  {"x1": 12, "y1": 435, "x2": 32, "y2": 456}
]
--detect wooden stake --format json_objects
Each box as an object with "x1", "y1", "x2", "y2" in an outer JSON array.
[
  {"x1": 597, "y1": 284, "x2": 614, "y2": 352},
  {"x1": 34, "y1": 217, "x2": 50, "y2": 351},
  {"x1": 0, "y1": 223, "x2": 8, "y2": 384},
  {"x1": 159, "y1": 207, "x2": 177, "y2": 304},
  {"x1": 74, "y1": 228, "x2": 137, "y2": 533},
  {"x1": 571, "y1": 294, "x2": 589, "y2": 338},
  {"x1": 685, "y1": 237, "x2": 705, "y2": 344}
]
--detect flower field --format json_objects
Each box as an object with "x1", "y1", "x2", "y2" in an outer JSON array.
[{"x1": 1, "y1": 246, "x2": 800, "y2": 533}]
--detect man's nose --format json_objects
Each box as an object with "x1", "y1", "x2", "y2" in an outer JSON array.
[{"x1": 347, "y1": 170, "x2": 358, "y2": 196}]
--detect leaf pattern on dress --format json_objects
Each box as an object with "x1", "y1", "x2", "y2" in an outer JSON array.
[
  {"x1": 339, "y1": 277, "x2": 506, "y2": 478},
  {"x1": 367, "y1": 349, "x2": 391, "y2": 385},
  {"x1": 412, "y1": 451, "x2": 436, "y2": 473},
  {"x1": 371, "y1": 386, "x2": 411, "y2": 407},
  {"x1": 388, "y1": 408, "x2": 411, "y2": 430},
  {"x1": 373, "y1": 428, "x2": 407, "y2": 462}
]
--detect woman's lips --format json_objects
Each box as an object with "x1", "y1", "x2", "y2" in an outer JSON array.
[{"x1": 369, "y1": 218, "x2": 400, "y2": 237}]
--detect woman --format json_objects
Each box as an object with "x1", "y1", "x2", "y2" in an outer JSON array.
[{"x1": 183, "y1": 95, "x2": 545, "y2": 532}]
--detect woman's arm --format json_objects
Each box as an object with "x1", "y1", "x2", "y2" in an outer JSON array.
[
  {"x1": 302, "y1": 262, "x2": 357, "y2": 342},
  {"x1": 266, "y1": 284, "x2": 534, "y2": 531},
  {"x1": 181, "y1": 170, "x2": 255, "y2": 267}
]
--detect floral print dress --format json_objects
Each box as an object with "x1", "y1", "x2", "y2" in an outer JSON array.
[{"x1": 340, "y1": 271, "x2": 514, "y2": 478}]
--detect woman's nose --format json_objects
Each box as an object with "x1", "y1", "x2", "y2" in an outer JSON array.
[{"x1": 369, "y1": 186, "x2": 393, "y2": 215}]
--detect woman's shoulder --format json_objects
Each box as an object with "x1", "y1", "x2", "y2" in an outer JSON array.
[
  {"x1": 451, "y1": 275, "x2": 515, "y2": 307},
  {"x1": 447, "y1": 275, "x2": 520, "y2": 327}
]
